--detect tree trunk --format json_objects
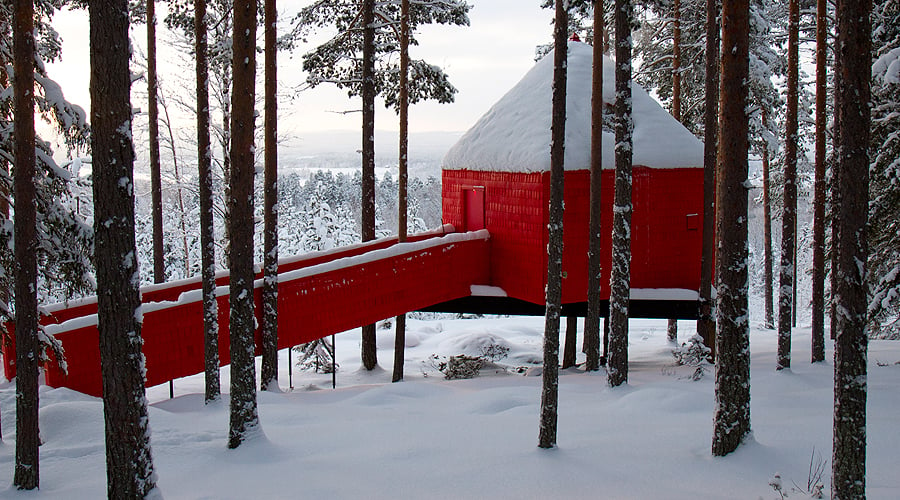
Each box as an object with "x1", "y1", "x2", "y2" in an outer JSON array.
[
  {"x1": 0, "y1": 3, "x2": 7, "y2": 442},
  {"x1": 607, "y1": 0, "x2": 634, "y2": 389},
  {"x1": 698, "y1": 0, "x2": 719, "y2": 356},
  {"x1": 810, "y1": 0, "x2": 827, "y2": 363},
  {"x1": 829, "y1": 0, "x2": 842, "y2": 342},
  {"x1": 221, "y1": 56, "x2": 232, "y2": 268},
  {"x1": 228, "y1": 0, "x2": 259, "y2": 449},
  {"x1": 711, "y1": 0, "x2": 751, "y2": 457},
  {"x1": 392, "y1": 0, "x2": 410, "y2": 384},
  {"x1": 562, "y1": 316, "x2": 578, "y2": 368},
  {"x1": 762, "y1": 109, "x2": 775, "y2": 329},
  {"x1": 148, "y1": 0, "x2": 165, "y2": 285},
  {"x1": 90, "y1": 0, "x2": 158, "y2": 493},
  {"x1": 584, "y1": 0, "x2": 604, "y2": 372},
  {"x1": 668, "y1": 0, "x2": 682, "y2": 343},
  {"x1": 831, "y1": 0, "x2": 870, "y2": 493},
  {"x1": 361, "y1": 0, "x2": 378, "y2": 371},
  {"x1": 195, "y1": 0, "x2": 220, "y2": 404},
  {"x1": 538, "y1": 0, "x2": 567, "y2": 450},
  {"x1": 13, "y1": 0, "x2": 38, "y2": 488},
  {"x1": 260, "y1": 0, "x2": 279, "y2": 392},
  {"x1": 672, "y1": 0, "x2": 682, "y2": 122},
  {"x1": 777, "y1": 0, "x2": 800, "y2": 371}
]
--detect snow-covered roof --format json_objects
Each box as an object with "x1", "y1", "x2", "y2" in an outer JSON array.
[{"x1": 443, "y1": 41, "x2": 704, "y2": 172}]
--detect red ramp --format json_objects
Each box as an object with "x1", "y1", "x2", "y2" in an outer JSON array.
[{"x1": 4, "y1": 229, "x2": 490, "y2": 397}]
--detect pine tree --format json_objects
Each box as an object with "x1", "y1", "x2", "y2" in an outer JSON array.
[
  {"x1": 584, "y1": 0, "x2": 605, "y2": 372},
  {"x1": 359, "y1": 0, "x2": 378, "y2": 370},
  {"x1": 831, "y1": 0, "x2": 871, "y2": 493},
  {"x1": 147, "y1": 0, "x2": 165, "y2": 286},
  {"x1": 1, "y1": 0, "x2": 7, "y2": 445},
  {"x1": 295, "y1": 337, "x2": 338, "y2": 373},
  {"x1": 228, "y1": 0, "x2": 260, "y2": 449},
  {"x1": 562, "y1": 316, "x2": 578, "y2": 368},
  {"x1": 290, "y1": 0, "x2": 471, "y2": 111},
  {"x1": 393, "y1": 0, "x2": 410, "y2": 384},
  {"x1": 13, "y1": 0, "x2": 39, "y2": 488},
  {"x1": 868, "y1": 0, "x2": 900, "y2": 339},
  {"x1": 777, "y1": 0, "x2": 800, "y2": 370},
  {"x1": 698, "y1": 0, "x2": 719, "y2": 353},
  {"x1": 194, "y1": 0, "x2": 221, "y2": 404},
  {"x1": 635, "y1": 0, "x2": 708, "y2": 136},
  {"x1": 260, "y1": 0, "x2": 279, "y2": 392},
  {"x1": 0, "y1": 1, "x2": 93, "y2": 316},
  {"x1": 760, "y1": 107, "x2": 776, "y2": 330},
  {"x1": 607, "y1": 0, "x2": 635, "y2": 388},
  {"x1": 810, "y1": 0, "x2": 828, "y2": 360},
  {"x1": 712, "y1": 0, "x2": 752, "y2": 457},
  {"x1": 538, "y1": 0, "x2": 568, "y2": 450},
  {"x1": 89, "y1": 0, "x2": 157, "y2": 493}
]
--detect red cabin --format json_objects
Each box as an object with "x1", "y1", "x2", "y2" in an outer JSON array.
[{"x1": 436, "y1": 42, "x2": 706, "y2": 317}]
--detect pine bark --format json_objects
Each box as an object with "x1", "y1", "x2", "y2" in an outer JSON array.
[
  {"x1": 762, "y1": 110, "x2": 775, "y2": 329},
  {"x1": 831, "y1": 0, "x2": 870, "y2": 493},
  {"x1": 777, "y1": 0, "x2": 800, "y2": 371},
  {"x1": 584, "y1": 0, "x2": 604, "y2": 372},
  {"x1": 607, "y1": 0, "x2": 634, "y2": 389},
  {"x1": 392, "y1": 0, "x2": 411, "y2": 384},
  {"x1": 672, "y1": 0, "x2": 682, "y2": 122},
  {"x1": 221, "y1": 54, "x2": 233, "y2": 269},
  {"x1": 698, "y1": 0, "x2": 719, "y2": 356},
  {"x1": 0, "y1": 3, "x2": 7, "y2": 443},
  {"x1": 148, "y1": 0, "x2": 165, "y2": 285},
  {"x1": 711, "y1": 0, "x2": 751, "y2": 457},
  {"x1": 13, "y1": 0, "x2": 39, "y2": 488},
  {"x1": 0, "y1": 4, "x2": 8, "y2": 225},
  {"x1": 196, "y1": 0, "x2": 220, "y2": 404},
  {"x1": 562, "y1": 316, "x2": 578, "y2": 368},
  {"x1": 361, "y1": 0, "x2": 378, "y2": 371},
  {"x1": 829, "y1": 0, "x2": 842, "y2": 342},
  {"x1": 538, "y1": 0, "x2": 567, "y2": 450},
  {"x1": 90, "y1": 0, "x2": 157, "y2": 493},
  {"x1": 668, "y1": 0, "x2": 682, "y2": 343},
  {"x1": 260, "y1": 0, "x2": 279, "y2": 391},
  {"x1": 667, "y1": 319, "x2": 677, "y2": 342},
  {"x1": 810, "y1": 0, "x2": 827, "y2": 363},
  {"x1": 228, "y1": 0, "x2": 259, "y2": 449}
]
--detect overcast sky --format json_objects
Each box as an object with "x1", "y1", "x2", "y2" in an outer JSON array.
[{"x1": 46, "y1": 0, "x2": 557, "y2": 142}]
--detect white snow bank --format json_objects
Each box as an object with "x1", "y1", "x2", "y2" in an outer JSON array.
[
  {"x1": 443, "y1": 41, "x2": 704, "y2": 172},
  {"x1": 3, "y1": 317, "x2": 899, "y2": 499}
]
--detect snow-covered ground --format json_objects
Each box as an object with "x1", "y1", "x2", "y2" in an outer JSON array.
[{"x1": 0, "y1": 315, "x2": 898, "y2": 499}]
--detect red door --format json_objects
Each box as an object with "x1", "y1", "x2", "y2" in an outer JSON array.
[{"x1": 463, "y1": 187, "x2": 485, "y2": 232}]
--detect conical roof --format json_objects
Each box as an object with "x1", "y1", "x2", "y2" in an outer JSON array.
[{"x1": 443, "y1": 41, "x2": 704, "y2": 172}]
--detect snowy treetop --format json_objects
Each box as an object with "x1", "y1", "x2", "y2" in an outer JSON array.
[{"x1": 443, "y1": 41, "x2": 705, "y2": 173}]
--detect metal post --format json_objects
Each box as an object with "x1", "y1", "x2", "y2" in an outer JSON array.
[{"x1": 332, "y1": 334, "x2": 336, "y2": 389}]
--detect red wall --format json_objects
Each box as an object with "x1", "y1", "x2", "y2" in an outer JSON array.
[
  {"x1": 443, "y1": 170, "x2": 547, "y2": 304},
  {"x1": 442, "y1": 167, "x2": 704, "y2": 304}
]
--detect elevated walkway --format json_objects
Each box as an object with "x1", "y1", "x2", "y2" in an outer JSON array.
[{"x1": 3, "y1": 227, "x2": 490, "y2": 397}]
